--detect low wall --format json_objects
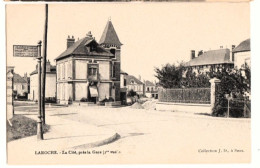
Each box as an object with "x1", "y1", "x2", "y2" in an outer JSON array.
[{"x1": 156, "y1": 102, "x2": 211, "y2": 114}]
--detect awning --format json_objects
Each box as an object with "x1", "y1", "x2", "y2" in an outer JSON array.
[{"x1": 89, "y1": 86, "x2": 98, "y2": 97}]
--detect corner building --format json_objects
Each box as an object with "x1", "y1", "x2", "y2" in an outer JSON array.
[{"x1": 55, "y1": 20, "x2": 122, "y2": 104}]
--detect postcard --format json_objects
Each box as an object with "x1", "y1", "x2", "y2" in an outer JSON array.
[{"x1": 6, "y1": 2, "x2": 251, "y2": 164}]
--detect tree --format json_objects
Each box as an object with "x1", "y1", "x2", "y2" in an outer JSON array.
[
  {"x1": 154, "y1": 63, "x2": 210, "y2": 88},
  {"x1": 211, "y1": 66, "x2": 250, "y2": 117},
  {"x1": 154, "y1": 63, "x2": 185, "y2": 88},
  {"x1": 127, "y1": 89, "x2": 137, "y2": 97}
]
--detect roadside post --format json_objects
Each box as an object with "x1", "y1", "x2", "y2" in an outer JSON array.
[
  {"x1": 13, "y1": 41, "x2": 44, "y2": 140},
  {"x1": 225, "y1": 94, "x2": 232, "y2": 118},
  {"x1": 41, "y1": 4, "x2": 49, "y2": 125},
  {"x1": 37, "y1": 41, "x2": 44, "y2": 140}
]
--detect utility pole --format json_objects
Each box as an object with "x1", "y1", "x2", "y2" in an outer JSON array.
[
  {"x1": 41, "y1": 4, "x2": 48, "y2": 125},
  {"x1": 37, "y1": 41, "x2": 44, "y2": 140}
]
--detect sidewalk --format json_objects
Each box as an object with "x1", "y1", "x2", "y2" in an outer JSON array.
[{"x1": 7, "y1": 107, "x2": 119, "y2": 164}]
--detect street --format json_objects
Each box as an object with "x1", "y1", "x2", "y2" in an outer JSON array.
[{"x1": 11, "y1": 102, "x2": 251, "y2": 164}]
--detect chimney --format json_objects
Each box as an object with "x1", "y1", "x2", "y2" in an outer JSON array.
[
  {"x1": 67, "y1": 35, "x2": 75, "y2": 49},
  {"x1": 86, "y1": 31, "x2": 93, "y2": 38},
  {"x1": 197, "y1": 50, "x2": 203, "y2": 57},
  {"x1": 24, "y1": 73, "x2": 27, "y2": 79},
  {"x1": 46, "y1": 60, "x2": 51, "y2": 72},
  {"x1": 138, "y1": 75, "x2": 141, "y2": 81},
  {"x1": 231, "y1": 45, "x2": 236, "y2": 62},
  {"x1": 190, "y1": 50, "x2": 195, "y2": 60}
]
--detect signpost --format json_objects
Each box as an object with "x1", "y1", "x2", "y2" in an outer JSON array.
[
  {"x1": 13, "y1": 45, "x2": 38, "y2": 57},
  {"x1": 13, "y1": 42, "x2": 44, "y2": 140},
  {"x1": 12, "y1": 5, "x2": 48, "y2": 141}
]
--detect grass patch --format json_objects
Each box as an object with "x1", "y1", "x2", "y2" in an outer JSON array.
[{"x1": 7, "y1": 115, "x2": 50, "y2": 142}]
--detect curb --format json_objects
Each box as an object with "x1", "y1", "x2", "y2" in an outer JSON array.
[{"x1": 70, "y1": 133, "x2": 121, "y2": 149}]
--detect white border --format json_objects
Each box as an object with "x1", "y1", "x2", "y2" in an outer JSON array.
[{"x1": 1, "y1": 1, "x2": 260, "y2": 168}]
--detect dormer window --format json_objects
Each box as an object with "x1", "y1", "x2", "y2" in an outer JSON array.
[
  {"x1": 90, "y1": 45, "x2": 96, "y2": 52},
  {"x1": 130, "y1": 80, "x2": 135, "y2": 84}
]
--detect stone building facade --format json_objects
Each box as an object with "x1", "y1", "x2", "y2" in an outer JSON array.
[
  {"x1": 55, "y1": 20, "x2": 122, "y2": 104},
  {"x1": 7, "y1": 66, "x2": 14, "y2": 120}
]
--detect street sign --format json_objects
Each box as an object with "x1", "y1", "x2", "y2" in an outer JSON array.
[{"x1": 13, "y1": 45, "x2": 38, "y2": 57}]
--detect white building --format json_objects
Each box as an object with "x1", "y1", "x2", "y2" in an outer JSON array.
[
  {"x1": 144, "y1": 80, "x2": 158, "y2": 98},
  {"x1": 233, "y1": 39, "x2": 250, "y2": 69},
  {"x1": 28, "y1": 60, "x2": 56, "y2": 101}
]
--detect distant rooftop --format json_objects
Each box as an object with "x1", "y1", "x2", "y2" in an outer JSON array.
[
  {"x1": 13, "y1": 73, "x2": 27, "y2": 84},
  {"x1": 125, "y1": 75, "x2": 144, "y2": 85},
  {"x1": 145, "y1": 80, "x2": 155, "y2": 86},
  {"x1": 187, "y1": 48, "x2": 233, "y2": 66},
  {"x1": 233, "y1": 38, "x2": 250, "y2": 53}
]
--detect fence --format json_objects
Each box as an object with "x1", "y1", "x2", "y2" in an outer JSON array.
[
  {"x1": 225, "y1": 97, "x2": 251, "y2": 118},
  {"x1": 158, "y1": 87, "x2": 211, "y2": 104}
]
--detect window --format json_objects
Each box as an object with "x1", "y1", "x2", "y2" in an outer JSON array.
[
  {"x1": 124, "y1": 79, "x2": 126, "y2": 86},
  {"x1": 22, "y1": 85, "x2": 24, "y2": 90},
  {"x1": 113, "y1": 65, "x2": 116, "y2": 78},
  {"x1": 88, "y1": 67, "x2": 97, "y2": 75},
  {"x1": 147, "y1": 87, "x2": 150, "y2": 91},
  {"x1": 88, "y1": 64, "x2": 98, "y2": 78},
  {"x1": 110, "y1": 49, "x2": 116, "y2": 58}
]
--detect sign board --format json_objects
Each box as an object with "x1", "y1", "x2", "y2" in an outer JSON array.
[{"x1": 13, "y1": 45, "x2": 38, "y2": 57}]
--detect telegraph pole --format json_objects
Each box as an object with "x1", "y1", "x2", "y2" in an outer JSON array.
[
  {"x1": 37, "y1": 41, "x2": 44, "y2": 140},
  {"x1": 41, "y1": 4, "x2": 48, "y2": 125}
]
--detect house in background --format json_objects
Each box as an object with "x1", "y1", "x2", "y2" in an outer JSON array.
[
  {"x1": 13, "y1": 72, "x2": 29, "y2": 98},
  {"x1": 186, "y1": 47, "x2": 235, "y2": 74},
  {"x1": 144, "y1": 80, "x2": 158, "y2": 98},
  {"x1": 233, "y1": 38, "x2": 250, "y2": 69},
  {"x1": 55, "y1": 20, "x2": 122, "y2": 105},
  {"x1": 123, "y1": 74, "x2": 145, "y2": 96},
  {"x1": 28, "y1": 60, "x2": 56, "y2": 101}
]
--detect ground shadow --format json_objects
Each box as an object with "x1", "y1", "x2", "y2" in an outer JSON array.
[
  {"x1": 45, "y1": 134, "x2": 110, "y2": 141},
  {"x1": 194, "y1": 113, "x2": 212, "y2": 116},
  {"x1": 50, "y1": 113, "x2": 77, "y2": 116},
  {"x1": 120, "y1": 132, "x2": 146, "y2": 139}
]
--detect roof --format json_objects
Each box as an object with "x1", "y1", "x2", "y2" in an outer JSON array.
[
  {"x1": 125, "y1": 75, "x2": 144, "y2": 85},
  {"x1": 55, "y1": 36, "x2": 114, "y2": 61},
  {"x1": 145, "y1": 80, "x2": 155, "y2": 86},
  {"x1": 30, "y1": 65, "x2": 56, "y2": 76},
  {"x1": 13, "y1": 73, "x2": 27, "y2": 83},
  {"x1": 120, "y1": 70, "x2": 128, "y2": 75},
  {"x1": 233, "y1": 38, "x2": 250, "y2": 53},
  {"x1": 99, "y1": 20, "x2": 122, "y2": 46},
  {"x1": 186, "y1": 48, "x2": 233, "y2": 66}
]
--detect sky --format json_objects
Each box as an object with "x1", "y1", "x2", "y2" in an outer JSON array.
[{"x1": 6, "y1": 2, "x2": 250, "y2": 82}]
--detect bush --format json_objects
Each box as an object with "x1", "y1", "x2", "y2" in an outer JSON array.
[
  {"x1": 100, "y1": 97, "x2": 114, "y2": 103},
  {"x1": 80, "y1": 97, "x2": 89, "y2": 102},
  {"x1": 45, "y1": 97, "x2": 56, "y2": 103}
]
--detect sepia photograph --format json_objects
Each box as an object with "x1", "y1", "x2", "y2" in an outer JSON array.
[{"x1": 6, "y1": 2, "x2": 252, "y2": 165}]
